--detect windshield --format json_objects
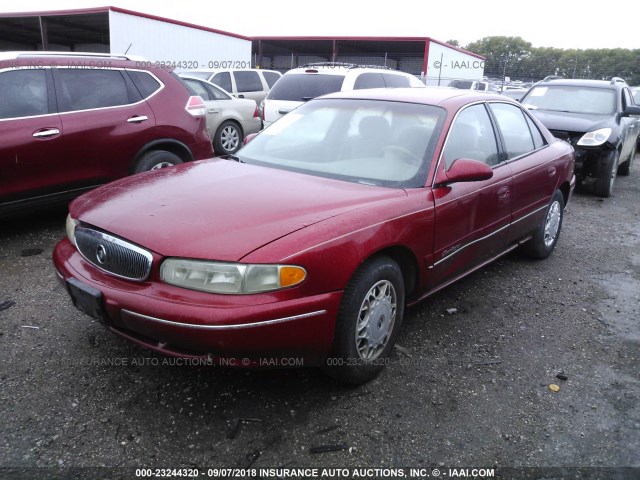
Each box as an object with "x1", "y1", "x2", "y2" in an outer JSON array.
[
  {"x1": 522, "y1": 85, "x2": 616, "y2": 115},
  {"x1": 267, "y1": 74, "x2": 346, "y2": 101},
  {"x1": 237, "y1": 98, "x2": 445, "y2": 188}
]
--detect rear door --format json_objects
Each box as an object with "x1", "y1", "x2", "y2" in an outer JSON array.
[
  {"x1": 430, "y1": 103, "x2": 513, "y2": 287},
  {"x1": 231, "y1": 71, "x2": 265, "y2": 104},
  {"x1": 52, "y1": 68, "x2": 157, "y2": 188},
  {"x1": 0, "y1": 68, "x2": 67, "y2": 204},
  {"x1": 488, "y1": 102, "x2": 557, "y2": 242}
]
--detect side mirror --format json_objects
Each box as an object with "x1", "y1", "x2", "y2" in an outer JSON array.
[
  {"x1": 622, "y1": 105, "x2": 640, "y2": 117},
  {"x1": 438, "y1": 158, "x2": 493, "y2": 186},
  {"x1": 244, "y1": 133, "x2": 258, "y2": 145}
]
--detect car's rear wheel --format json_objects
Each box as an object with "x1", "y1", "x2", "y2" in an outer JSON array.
[
  {"x1": 521, "y1": 189, "x2": 564, "y2": 259},
  {"x1": 594, "y1": 150, "x2": 619, "y2": 197},
  {"x1": 134, "y1": 150, "x2": 183, "y2": 173},
  {"x1": 323, "y1": 255, "x2": 404, "y2": 385},
  {"x1": 617, "y1": 143, "x2": 636, "y2": 176},
  {"x1": 214, "y1": 121, "x2": 243, "y2": 155}
]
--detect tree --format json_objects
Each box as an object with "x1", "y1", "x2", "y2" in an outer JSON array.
[
  {"x1": 465, "y1": 36, "x2": 532, "y2": 79},
  {"x1": 446, "y1": 39, "x2": 460, "y2": 47}
]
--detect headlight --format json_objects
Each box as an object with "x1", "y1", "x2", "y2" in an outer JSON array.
[
  {"x1": 577, "y1": 128, "x2": 612, "y2": 147},
  {"x1": 160, "y1": 259, "x2": 307, "y2": 294},
  {"x1": 66, "y1": 214, "x2": 78, "y2": 247}
]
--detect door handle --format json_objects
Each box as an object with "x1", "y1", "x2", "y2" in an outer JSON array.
[
  {"x1": 32, "y1": 128, "x2": 60, "y2": 138},
  {"x1": 547, "y1": 166, "x2": 557, "y2": 177},
  {"x1": 127, "y1": 115, "x2": 148, "y2": 123},
  {"x1": 208, "y1": 108, "x2": 219, "y2": 114},
  {"x1": 278, "y1": 108, "x2": 293, "y2": 115},
  {"x1": 497, "y1": 185, "x2": 511, "y2": 200}
]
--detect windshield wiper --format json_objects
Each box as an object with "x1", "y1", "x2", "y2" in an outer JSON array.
[{"x1": 221, "y1": 154, "x2": 244, "y2": 163}]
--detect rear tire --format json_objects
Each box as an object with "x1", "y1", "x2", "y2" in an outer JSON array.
[
  {"x1": 214, "y1": 121, "x2": 243, "y2": 155},
  {"x1": 521, "y1": 189, "x2": 564, "y2": 260},
  {"x1": 594, "y1": 150, "x2": 618, "y2": 197},
  {"x1": 323, "y1": 255, "x2": 404, "y2": 385},
  {"x1": 134, "y1": 150, "x2": 182, "y2": 173}
]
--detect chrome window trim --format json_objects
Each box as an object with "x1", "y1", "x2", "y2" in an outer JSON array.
[
  {"x1": 121, "y1": 309, "x2": 327, "y2": 330},
  {"x1": 0, "y1": 66, "x2": 165, "y2": 121}
]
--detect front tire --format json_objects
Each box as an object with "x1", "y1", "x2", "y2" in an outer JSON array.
[
  {"x1": 594, "y1": 150, "x2": 619, "y2": 197},
  {"x1": 521, "y1": 189, "x2": 564, "y2": 259},
  {"x1": 134, "y1": 150, "x2": 182, "y2": 173},
  {"x1": 213, "y1": 121, "x2": 243, "y2": 155},
  {"x1": 323, "y1": 256, "x2": 405, "y2": 385}
]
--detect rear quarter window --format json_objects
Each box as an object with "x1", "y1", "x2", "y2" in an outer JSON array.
[
  {"x1": 383, "y1": 74, "x2": 410, "y2": 88},
  {"x1": 353, "y1": 73, "x2": 386, "y2": 89},
  {"x1": 128, "y1": 70, "x2": 161, "y2": 98},
  {"x1": 262, "y1": 71, "x2": 281, "y2": 88},
  {"x1": 212, "y1": 72, "x2": 232, "y2": 92},
  {"x1": 233, "y1": 71, "x2": 263, "y2": 93}
]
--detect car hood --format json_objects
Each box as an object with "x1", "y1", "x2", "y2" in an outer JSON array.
[
  {"x1": 528, "y1": 110, "x2": 612, "y2": 134},
  {"x1": 70, "y1": 159, "x2": 405, "y2": 261}
]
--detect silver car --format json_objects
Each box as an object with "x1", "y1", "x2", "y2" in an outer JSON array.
[{"x1": 179, "y1": 75, "x2": 262, "y2": 155}]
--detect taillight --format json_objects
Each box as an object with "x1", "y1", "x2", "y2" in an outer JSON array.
[
  {"x1": 185, "y1": 96, "x2": 206, "y2": 117},
  {"x1": 253, "y1": 106, "x2": 259, "y2": 118}
]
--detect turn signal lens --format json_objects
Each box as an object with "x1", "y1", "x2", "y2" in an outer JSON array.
[{"x1": 280, "y1": 266, "x2": 307, "y2": 288}]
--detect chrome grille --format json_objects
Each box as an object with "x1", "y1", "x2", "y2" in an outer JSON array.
[{"x1": 75, "y1": 227, "x2": 152, "y2": 281}]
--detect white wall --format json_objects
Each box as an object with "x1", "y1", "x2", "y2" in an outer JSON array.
[
  {"x1": 425, "y1": 42, "x2": 485, "y2": 86},
  {"x1": 109, "y1": 11, "x2": 251, "y2": 67}
]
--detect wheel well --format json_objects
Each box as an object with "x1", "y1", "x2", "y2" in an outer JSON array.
[
  {"x1": 370, "y1": 246, "x2": 419, "y2": 296},
  {"x1": 131, "y1": 140, "x2": 192, "y2": 173}
]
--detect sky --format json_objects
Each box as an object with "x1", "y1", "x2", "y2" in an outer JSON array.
[{"x1": 3, "y1": 0, "x2": 640, "y2": 50}]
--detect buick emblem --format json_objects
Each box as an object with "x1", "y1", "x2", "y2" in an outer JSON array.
[{"x1": 96, "y1": 244, "x2": 107, "y2": 264}]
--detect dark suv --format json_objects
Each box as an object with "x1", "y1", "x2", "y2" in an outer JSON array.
[
  {"x1": 520, "y1": 77, "x2": 640, "y2": 197},
  {"x1": 0, "y1": 52, "x2": 213, "y2": 213}
]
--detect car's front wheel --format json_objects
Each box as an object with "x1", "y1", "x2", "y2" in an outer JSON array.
[
  {"x1": 134, "y1": 150, "x2": 183, "y2": 173},
  {"x1": 214, "y1": 121, "x2": 243, "y2": 155},
  {"x1": 521, "y1": 189, "x2": 565, "y2": 259},
  {"x1": 594, "y1": 150, "x2": 619, "y2": 197},
  {"x1": 324, "y1": 255, "x2": 405, "y2": 385}
]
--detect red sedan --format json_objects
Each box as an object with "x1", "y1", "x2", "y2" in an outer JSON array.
[{"x1": 53, "y1": 88, "x2": 575, "y2": 384}]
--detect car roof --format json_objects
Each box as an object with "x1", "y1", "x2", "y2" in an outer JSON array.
[
  {"x1": 318, "y1": 86, "x2": 511, "y2": 107},
  {"x1": 534, "y1": 78, "x2": 624, "y2": 89}
]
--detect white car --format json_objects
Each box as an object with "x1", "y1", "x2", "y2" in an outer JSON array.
[
  {"x1": 179, "y1": 75, "x2": 262, "y2": 155},
  {"x1": 183, "y1": 68, "x2": 281, "y2": 106},
  {"x1": 261, "y1": 64, "x2": 425, "y2": 128}
]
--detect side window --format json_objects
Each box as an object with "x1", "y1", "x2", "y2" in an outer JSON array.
[
  {"x1": 212, "y1": 72, "x2": 232, "y2": 92},
  {"x1": 128, "y1": 71, "x2": 161, "y2": 98},
  {"x1": 0, "y1": 69, "x2": 48, "y2": 119},
  {"x1": 206, "y1": 83, "x2": 232, "y2": 101},
  {"x1": 524, "y1": 114, "x2": 546, "y2": 150},
  {"x1": 353, "y1": 73, "x2": 386, "y2": 89},
  {"x1": 184, "y1": 79, "x2": 211, "y2": 100},
  {"x1": 383, "y1": 74, "x2": 410, "y2": 88},
  {"x1": 262, "y1": 71, "x2": 281, "y2": 88},
  {"x1": 443, "y1": 104, "x2": 499, "y2": 169},
  {"x1": 489, "y1": 103, "x2": 535, "y2": 159},
  {"x1": 233, "y1": 71, "x2": 263, "y2": 93},
  {"x1": 55, "y1": 69, "x2": 137, "y2": 112}
]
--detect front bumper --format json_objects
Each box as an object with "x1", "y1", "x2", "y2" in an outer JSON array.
[{"x1": 53, "y1": 239, "x2": 341, "y2": 366}]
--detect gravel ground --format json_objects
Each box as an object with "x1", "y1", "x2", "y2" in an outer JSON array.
[{"x1": 1, "y1": 157, "x2": 639, "y2": 480}]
